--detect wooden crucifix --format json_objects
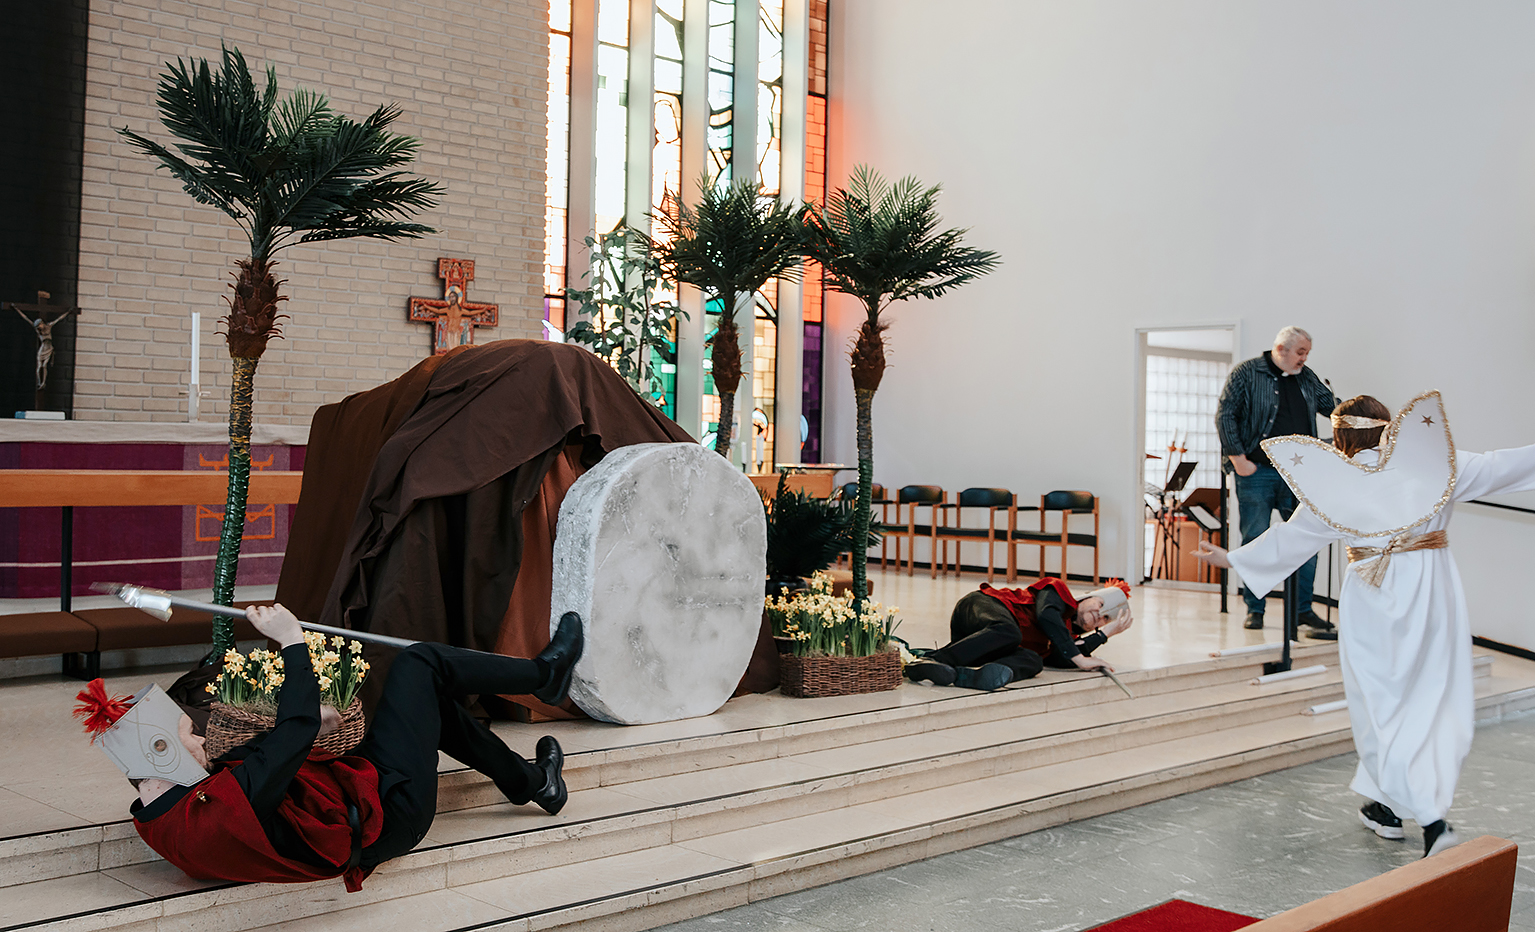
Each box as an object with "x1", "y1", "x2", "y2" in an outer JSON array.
[
  {"x1": 408, "y1": 258, "x2": 498, "y2": 356},
  {"x1": 4, "y1": 291, "x2": 81, "y2": 407}
]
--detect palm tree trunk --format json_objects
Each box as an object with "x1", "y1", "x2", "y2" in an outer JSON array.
[
  {"x1": 211, "y1": 354, "x2": 258, "y2": 653},
  {"x1": 209, "y1": 256, "x2": 284, "y2": 654},
  {"x1": 848, "y1": 313, "x2": 887, "y2": 606},
  {"x1": 712, "y1": 312, "x2": 743, "y2": 457},
  {"x1": 852, "y1": 387, "x2": 875, "y2": 607}
]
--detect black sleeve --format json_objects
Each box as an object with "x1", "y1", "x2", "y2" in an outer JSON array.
[
  {"x1": 232, "y1": 642, "x2": 321, "y2": 820},
  {"x1": 1074, "y1": 630, "x2": 1108, "y2": 657},
  {"x1": 1216, "y1": 364, "x2": 1248, "y2": 456},
  {"x1": 1032, "y1": 591, "x2": 1082, "y2": 662}
]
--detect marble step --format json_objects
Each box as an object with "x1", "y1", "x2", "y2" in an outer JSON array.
[
  {"x1": 10, "y1": 661, "x2": 1532, "y2": 932},
  {"x1": 0, "y1": 647, "x2": 1340, "y2": 892},
  {"x1": 12, "y1": 705, "x2": 1360, "y2": 932}
]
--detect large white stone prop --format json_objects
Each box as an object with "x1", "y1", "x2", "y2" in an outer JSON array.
[{"x1": 551, "y1": 442, "x2": 766, "y2": 724}]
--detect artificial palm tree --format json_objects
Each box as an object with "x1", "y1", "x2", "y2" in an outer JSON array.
[
  {"x1": 120, "y1": 47, "x2": 442, "y2": 652},
  {"x1": 803, "y1": 165, "x2": 1000, "y2": 605},
  {"x1": 648, "y1": 177, "x2": 804, "y2": 457}
]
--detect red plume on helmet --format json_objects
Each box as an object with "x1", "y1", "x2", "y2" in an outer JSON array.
[
  {"x1": 1104, "y1": 578, "x2": 1132, "y2": 598},
  {"x1": 73, "y1": 678, "x2": 132, "y2": 740}
]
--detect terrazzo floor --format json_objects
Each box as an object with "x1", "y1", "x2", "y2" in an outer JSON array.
[{"x1": 653, "y1": 709, "x2": 1535, "y2": 932}]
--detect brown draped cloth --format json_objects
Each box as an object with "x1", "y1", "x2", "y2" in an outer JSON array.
[{"x1": 276, "y1": 340, "x2": 695, "y2": 717}]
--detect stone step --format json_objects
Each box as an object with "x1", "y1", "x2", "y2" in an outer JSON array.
[
  {"x1": 0, "y1": 644, "x2": 1339, "y2": 892},
  {"x1": 18, "y1": 708, "x2": 1360, "y2": 932},
  {"x1": 13, "y1": 650, "x2": 1527, "y2": 932}
]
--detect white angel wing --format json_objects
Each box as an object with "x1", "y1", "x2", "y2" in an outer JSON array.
[{"x1": 1261, "y1": 391, "x2": 1456, "y2": 539}]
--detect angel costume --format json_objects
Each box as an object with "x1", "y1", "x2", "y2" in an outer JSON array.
[{"x1": 1227, "y1": 391, "x2": 1535, "y2": 827}]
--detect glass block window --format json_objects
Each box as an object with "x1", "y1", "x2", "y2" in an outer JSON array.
[{"x1": 1144, "y1": 352, "x2": 1230, "y2": 495}]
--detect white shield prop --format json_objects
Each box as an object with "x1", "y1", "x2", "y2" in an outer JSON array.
[
  {"x1": 97, "y1": 684, "x2": 209, "y2": 786},
  {"x1": 551, "y1": 442, "x2": 767, "y2": 724}
]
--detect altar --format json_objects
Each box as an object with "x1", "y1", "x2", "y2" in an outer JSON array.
[{"x1": 0, "y1": 420, "x2": 307, "y2": 599}]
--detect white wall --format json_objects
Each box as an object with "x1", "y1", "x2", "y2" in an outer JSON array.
[{"x1": 824, "y1": 0, "x2": 1535, "y2": 647}]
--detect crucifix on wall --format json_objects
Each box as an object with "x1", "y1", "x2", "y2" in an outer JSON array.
[
  {"x1": 408, "y1": 258, "x2": 499, "y2": 356},
  {"x1": 5, "y1": 291, "x2": 81, "y2": 408}
]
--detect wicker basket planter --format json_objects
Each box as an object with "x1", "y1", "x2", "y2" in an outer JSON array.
[
  {"x1": 205, "y1": 699, "x2": 366, "y2": 761},
  {"x1": 779, "y1": 645, "x2": 902, "y2": 698}
]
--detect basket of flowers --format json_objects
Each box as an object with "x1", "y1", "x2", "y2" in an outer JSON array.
[
  {"x1": 203, "y1": 631, "x2": 370, "y2": 760},
  {"x1": 766, "y1": 572, "x2": 902, "y2": 698}
]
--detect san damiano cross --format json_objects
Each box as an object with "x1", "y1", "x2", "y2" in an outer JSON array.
[{"x1": 408, "y1": 258, "x2": 498, "y2": 355}]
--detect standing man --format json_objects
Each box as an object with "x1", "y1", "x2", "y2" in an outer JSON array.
[{"x1": 1216, "y1": 326, "x2": 1337, "y2": 637}]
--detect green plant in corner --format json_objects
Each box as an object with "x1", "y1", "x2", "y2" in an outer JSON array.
[
  {"x1": 763, "y1": 475, "x2": 881, "y2": 584},
  {"x1": 564, "y1": 225, "x2": 686, "y2": 405},
  {"x1": 119, "y1": 47, "x2": 443, "y2": 653},
  {"x1": 802, "y1": 165, "x2": 1000, "y2": 608},
  {"x1": 647, "y1": 177, "x2": 805, "y2": 458}
]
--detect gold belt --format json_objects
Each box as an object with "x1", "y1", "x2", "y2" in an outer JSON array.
[{"x1": 1346, "y1": 529, "x2": 1448, "y2": 588}]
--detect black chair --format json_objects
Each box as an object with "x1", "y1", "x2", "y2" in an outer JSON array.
[
  {"x1": 934, "y1": 487, "x2": 1015, "y2": 582},
  {"x1": 875, "y1": 485, "x2": 945, "y2": 576},
  {"x1": 834, "y1": 481, "x2": 889, "y2": 568},
  {"x1": 1009, "y1": 490, "x2": 1099, "y2": 583}
]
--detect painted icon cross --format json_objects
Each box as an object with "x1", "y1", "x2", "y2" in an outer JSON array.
[{"x1": 408, "y1": 258, "x2": 499, "y2": 355}]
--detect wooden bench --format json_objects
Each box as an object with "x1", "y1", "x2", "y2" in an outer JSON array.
[
  {"x1": 0, "y1": 469, "x2": 301, "y2": 677},
  {"x1": 749, "y1": 472, "x2": 837, "y2": 501},
  {"x1": 1246, "y1": 834, "x2": 1515, "y2": 931}
]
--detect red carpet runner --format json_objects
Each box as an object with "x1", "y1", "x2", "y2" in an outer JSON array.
[{"x1": 1085, "y1": 898, "x2": 1258, "y2": 931}]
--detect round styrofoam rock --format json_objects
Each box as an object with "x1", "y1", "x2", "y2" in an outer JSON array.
[{"x1": 550, "y1": 442, "x2": 766, "y2": 724}]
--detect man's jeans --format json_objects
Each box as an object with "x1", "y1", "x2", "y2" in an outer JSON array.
[{"x1": 1234, "y1": 465, "x2": 1315, "y2": 616}]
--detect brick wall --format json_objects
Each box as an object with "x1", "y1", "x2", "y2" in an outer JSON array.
[{"x1": 76, "y1": 0, "x2": 549, "y2": 425}]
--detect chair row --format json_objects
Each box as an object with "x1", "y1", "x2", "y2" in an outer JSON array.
[{"x1": 836, "y1": 483, "x2": 1100, "y2": 584}]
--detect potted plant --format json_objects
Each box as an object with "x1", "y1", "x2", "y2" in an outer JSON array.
[
  {"x1": 119, "y1": 48, "x2": 443, "y2": 652},
  {"x1": 646, "y1": 177, "x2": 805, "y2": 459},
  {"x1": 202, "y1": 631, "x2": 371, "y2": 759},
  {"x1": 802, "y1": 166, "x2": 999, "y2": 608},
  {"x1": 765, "y1": 571, "x2": 901, "y2": 698},
  {"x1": 763, "y1": 475, "x2": 879, "y2": 595}
]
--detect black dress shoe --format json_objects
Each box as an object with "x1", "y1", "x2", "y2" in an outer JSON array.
[
  {"x1": 1297, "y1": 611, "x2": 1337, "y2": 640},
  {"x1": 1297, "y1": 610, "x2": 1334, "y2": 632},
  {"x1": 1243, "y1": 612, "x2": 1265, "y2": 630},
  {"x1": 533, "y1": 612, "x2": 584, "y2": 705},
  {"x1": 530, "y1": 735, "x2": 567, "y2": 815},
  {"x1": 953, "y1": 663, "x2": 1013, "y2": 691},
  {"x1": 905, "y1": 659, "x2": 956, "y2": 686}
]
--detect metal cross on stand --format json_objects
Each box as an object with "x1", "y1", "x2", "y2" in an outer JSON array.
[
  {"x1": 5, "y1": 291, "x2": 81, "y2": 408},
  {"x1": 408, "y1": 258, "x2": 499, "y2": 356}
]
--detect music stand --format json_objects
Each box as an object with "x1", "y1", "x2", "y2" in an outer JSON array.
[{"x1": 1151, "y1": 462, "x2": 1197, "y2": 580}]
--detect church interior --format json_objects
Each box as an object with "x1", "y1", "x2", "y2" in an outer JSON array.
[{"x1": 5, "y1": 2, "x2": 1535, "y2": 931}]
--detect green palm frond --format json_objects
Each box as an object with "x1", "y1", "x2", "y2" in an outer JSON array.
[
  {"x1": 647, "y1": 175, "x2": 806, "y2": 307},
  {"x1": 119, "y1": 46, "x2": 443, "y2": 263},
  {"x1": 804, "y1": 164, "x2": 999, "y2": 319}
]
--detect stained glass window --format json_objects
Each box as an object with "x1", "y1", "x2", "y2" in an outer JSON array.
[
  {"x1": 800, "y1": 0, "x2": 829, "y2": 462},
  {"x1": 550, "y1": 0, "x2": 826, "y2": 462},
  {"x1": 594, "y1": 0, "x2": 630, "y2": 234},
  {"x1": 545, "y1": 1, "x2": 573, "y2": 333},
  {"x1": 706, "y1": 0, "x2": 735, "y2": 185},
  {"x1": 757, "y1": 0, "x2": 784, "y2": 196}
]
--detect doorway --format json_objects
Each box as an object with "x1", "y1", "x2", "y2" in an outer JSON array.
[{"x1": 1135, "y1": 327, "x2": 1235, "y2": 583}]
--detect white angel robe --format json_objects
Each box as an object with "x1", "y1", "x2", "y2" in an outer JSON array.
[{"x1": 1227, "y1": 391, "x2": 1535, "y2": 825}]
